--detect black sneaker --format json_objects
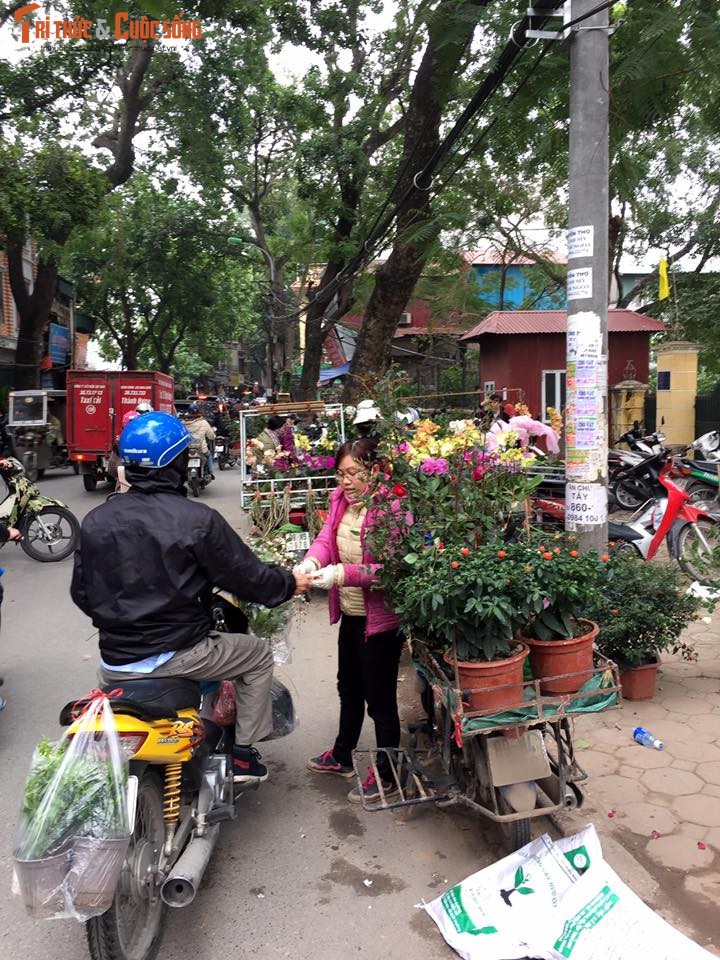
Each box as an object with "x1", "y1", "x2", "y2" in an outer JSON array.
[
  {"x1": 347, "y1": 768, "x2": 400, "y2": 805},
  {"x1": 232, "y1": 746, "x2": 268, "y2": 783},
  {"x1": 0, "y1": 696, "x2": 6, "y2": 712},
  {"x1": 307, "y1": 749, "x2": 354, "y2": 779}
]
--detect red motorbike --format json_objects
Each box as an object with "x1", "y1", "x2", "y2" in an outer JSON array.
[{"x1": 530, "y1": 451, "x2": 720, "y2": 585}]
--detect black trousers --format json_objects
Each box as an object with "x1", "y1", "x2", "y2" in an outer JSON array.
[{"x1": 332, "y1": 615, "x2": 404, "y2": 779}]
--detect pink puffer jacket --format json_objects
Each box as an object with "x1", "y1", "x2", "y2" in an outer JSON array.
[{"x1": 306, "y1": 486, "x2": 401, "y2": 637}]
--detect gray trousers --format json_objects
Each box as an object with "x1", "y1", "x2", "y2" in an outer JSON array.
[{"x1": 100, "y1": 632, "x2": 274, "y2": 745}]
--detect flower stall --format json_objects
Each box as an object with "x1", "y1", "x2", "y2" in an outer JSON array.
[
  {"x1": 350, "y1": 402, "x2": 621, "y2": 848},
  {"x1": 239, "y1": 401, "x2": 346, "y2": 535}
]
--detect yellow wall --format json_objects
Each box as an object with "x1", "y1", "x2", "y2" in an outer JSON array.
[
  {"x1": 655, "y1": 342, "x2": 699, "y2": 446},
  {"x1": 610, "y1": 381, "x2": 647, "y2": 439}
]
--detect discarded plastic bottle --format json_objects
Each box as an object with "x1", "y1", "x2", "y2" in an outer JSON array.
[{"x1": 633, "y1": 726, "x2": 664, "y2": 750}]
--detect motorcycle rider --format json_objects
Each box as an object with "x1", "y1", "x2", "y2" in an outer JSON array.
[
  {"x1": 70, "y1": 413, "x2": 313, "y2": 781},
  {"x1": 184, "y1": 401, "x2": 216, "y2": 479}
]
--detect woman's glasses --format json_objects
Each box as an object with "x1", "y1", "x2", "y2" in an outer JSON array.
[{"x1": 335, "y1": 467, "x2": 368, "y2": 480}]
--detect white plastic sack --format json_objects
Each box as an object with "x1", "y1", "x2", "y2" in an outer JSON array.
[
  {"x1": 424, "y1": 825, "x2": 715, "y2": 960},
  {"x1": 424, "y1": 833, "x2": 582, "y2": 960},
  {"x1": 543, "y1": 860, "x2": 716, "y2": 960}
]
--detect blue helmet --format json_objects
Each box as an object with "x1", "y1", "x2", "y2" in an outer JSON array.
[{"x1": 119, "y1": 412, "x2": 191, "y2": 468}]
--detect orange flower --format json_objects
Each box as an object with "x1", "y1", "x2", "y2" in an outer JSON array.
[
  {"x1": 553, "y1": 547, "x2": 561, "y2": 554},
  {"x1": 612, "y1": 609, "x2": 620, "y2": 615},
  {"x1": 569, "y1": 550, "x2": 579, "y2": 558},
  {"x1": 461, "y1": 547, "x2": 471, "y2": 556},
  {"x1": 543, "y1": 552, "x2": 553, "y2": 560},
  {"x1": 451, "y1": 560, "x2": 460, "y2": 569},
  {"x1": 601, "y1": 554, "x2": 610, "y2": 562},
  {"x1": 497, "y1": 550, "x2": 507, "y2": 559}
]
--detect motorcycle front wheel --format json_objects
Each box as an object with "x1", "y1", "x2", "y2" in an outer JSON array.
[
  {"x1": 20, "y1": 505, "x2": 79, "y2": 562},
  {"x1": 86, "y1": 771, "x2": 167, "y2": 960},
  {"x1": 678, "y1": 519, "x2": 720, "y2": 586}
]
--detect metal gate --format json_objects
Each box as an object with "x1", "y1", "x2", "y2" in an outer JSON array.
[{"x1": 696, "y1": 385, "x2": 720, "y2": 437}]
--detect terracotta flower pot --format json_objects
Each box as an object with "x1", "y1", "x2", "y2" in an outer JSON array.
[
  {"x1": 444, "y1": 644, "x2": 529, "y2": 713},
  {"x1": 619, "y1": 657, "x2": 659, "y2": 701},
  {"x1": 521, "y1": 619, "x2": 599, "y2": 695}
]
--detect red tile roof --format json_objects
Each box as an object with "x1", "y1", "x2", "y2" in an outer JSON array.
[
  {"x1": 461, "y1": 247, "x2": 567, "y2": 266},
  {"x1": 460, "y1": 309, "x2": 667, "y2": 341}
]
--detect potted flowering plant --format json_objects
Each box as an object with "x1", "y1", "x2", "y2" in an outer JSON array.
[
  {"x1": 586, "y1": 553, "x2": 711, "y2": 700},
  {"x1": 364, "y1": 403, "x2": 544, "y2": 710},
  {"x1": 511, "y1": 536, "x2": 606, "y2": 694}
]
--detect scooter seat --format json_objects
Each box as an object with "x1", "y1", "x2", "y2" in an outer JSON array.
[
  {"x1": 686, "y1": 459, "x2": 720, "y2": 476},
  {"x1": 59, "y1": 678, "x2": 201, "y2": 725}
]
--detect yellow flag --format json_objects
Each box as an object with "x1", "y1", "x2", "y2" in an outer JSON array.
[{"x1": 658, "y1": 256, "x2": 670, "y2": 301}]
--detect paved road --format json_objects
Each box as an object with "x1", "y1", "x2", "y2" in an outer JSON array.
[{"x1": 0, "y1": 468, "x2": 504, "y2": 960}]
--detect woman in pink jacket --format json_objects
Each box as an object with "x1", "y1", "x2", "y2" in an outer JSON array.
[{"x1": 298, "y1": 438, "x2": 403, "y2": 804}]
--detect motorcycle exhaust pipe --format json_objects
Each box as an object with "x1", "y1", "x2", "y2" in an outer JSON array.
[{"x1": 160, "y1": 824, "x2": 220, "y2": 908}]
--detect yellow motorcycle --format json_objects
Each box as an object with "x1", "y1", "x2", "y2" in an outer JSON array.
[{"x1": 60, "y1": 595, "x2": 295, "y2": 960}]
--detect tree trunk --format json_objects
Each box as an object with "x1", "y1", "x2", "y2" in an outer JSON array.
[
  {"x1": 344, "y1": 0, "x2": 485, "y2": 402},
  {"x1": 7, "y1": 246, "x2": 59, "y2": 389}
]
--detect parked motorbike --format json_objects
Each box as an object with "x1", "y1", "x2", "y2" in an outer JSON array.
[
  {"x1": 607, "y1": 450, "x2": 720, "y2": 585},
  {"x1": 214, "y1": 435, "x2": 237, "y2": 471},
  {"x1": 609, "y1": 426, "x2": 667, "y2": 510},
  {"x1": 59, "y1": 592, "x2": 296, "y2": 960},
  {"x1": 673, "y1": 458, "x2": 719, "y2": 506},
  {"x1": 0, "y1": 458, "x2": 79, "y2": 561},
  {"x1": 691, "y1": 430, "x2": 720, "y2": 462},
  {"x1": 187, "y1": 441, "x2": 211, "y2": 497}
]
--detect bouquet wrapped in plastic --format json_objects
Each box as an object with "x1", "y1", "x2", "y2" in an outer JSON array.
[{"x1": 12, "y1": 693, "x2": 130, "y2": 921}]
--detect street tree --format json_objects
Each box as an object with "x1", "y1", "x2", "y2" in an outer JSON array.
[{"x1": 64, "y1": 179, "x2": 263, "y2": 374}]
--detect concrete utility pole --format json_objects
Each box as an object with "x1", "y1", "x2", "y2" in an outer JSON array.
[{"x1": 564, "y1": 0, "x2": 610, "y2": 552}]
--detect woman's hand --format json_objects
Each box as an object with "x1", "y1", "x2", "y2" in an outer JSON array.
[
  {"x1": 7, "y1": 527, "x2": 21, "y2": 542},
  {"x1": 294, "y1": 558, "x2": 319, "y2": 575},
  {"x1": 311, "y1": 566, "x2": 338, "y2": 590}
]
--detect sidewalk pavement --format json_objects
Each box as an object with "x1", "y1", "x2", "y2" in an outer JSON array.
[{"x1": 567, "y1": 613, "x2": 720, "y2": 955}]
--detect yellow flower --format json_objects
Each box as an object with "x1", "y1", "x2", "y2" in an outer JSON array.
[{"x1": 295, "y1": 434, "x2": 311, "y2": 451}]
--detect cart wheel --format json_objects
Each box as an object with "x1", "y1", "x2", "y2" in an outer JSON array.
[
  {"x1": 498, "y1": 800, "x2": 532, "y2": 852},
  {"x1": 83, "y1": 474, "x2": 98, "y2": 492},
  {"x1": 36, "y1": 468, "x2": 45, "y2": 479}
]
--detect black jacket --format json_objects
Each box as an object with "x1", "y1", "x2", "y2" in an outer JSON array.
[{"x1": 70, "y1": 460, "x2": 296, "y2": 666}]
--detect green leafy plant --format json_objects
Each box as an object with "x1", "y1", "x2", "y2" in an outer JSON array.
[
  {"x1": 586, "y1": 553, "x2": 713, "y2": 666},
  {"x1": 19, "y1": 737, "x2": 127, "y2": 859},
  {"x1": 510, "y1": 536, "x2": 607, "y2": 641},
  {"x1": 381, "y1": 541, "x2": 535, "y2": 662}
]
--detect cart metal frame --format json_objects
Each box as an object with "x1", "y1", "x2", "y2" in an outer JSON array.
[{"x1": 352, "y1": 638, "x2": 621, "y2": 850}]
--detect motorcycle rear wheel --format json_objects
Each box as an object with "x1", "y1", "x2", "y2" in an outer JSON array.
[
  {"x1": 86, "y1": 771, "x2": 167, "y2": 960},
  {"x1": 678, "y1": 519, "x2": 720, "y2": 586},
  {"x1": 190, "y1": 476, "x2": 200, "y2": 497},
  {"x1": 20, "y1": 505, "x2": 79, "y2": 562},
  {"x1": 613, "y1": 479, "x2": 645, "y2": 511}
]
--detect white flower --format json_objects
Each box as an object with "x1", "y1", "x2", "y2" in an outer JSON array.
[{"x1": 448, "y1": 419, "x2": 469, "y2": 435}]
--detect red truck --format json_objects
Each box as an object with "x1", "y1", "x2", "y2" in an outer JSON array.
[{"x1": 67, "y1": 370, "x2": 175, "y2": 491}]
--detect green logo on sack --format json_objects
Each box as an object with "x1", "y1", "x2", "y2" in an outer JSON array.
[
  {"x1": 500, "y1": 866, "x2": 535, "y2": 906},
  {"x1": 553, "y1": 884, "x2": 619, "y2": 957},
  {"x1": 441, "y1": 887, "x2": 498, "y2": 936},
  {"x1": 564, "y1": 844, "x2": 591, "y2": 875}
]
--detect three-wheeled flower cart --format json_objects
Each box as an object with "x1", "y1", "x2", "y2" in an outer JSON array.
[{"x1": 352, "y1": 638, "x2": 621, "y2": 851}]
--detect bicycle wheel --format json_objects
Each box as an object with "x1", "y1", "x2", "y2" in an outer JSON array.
[{"x1": 678, "y1": 519, "x2": 720, "y2": 585}]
